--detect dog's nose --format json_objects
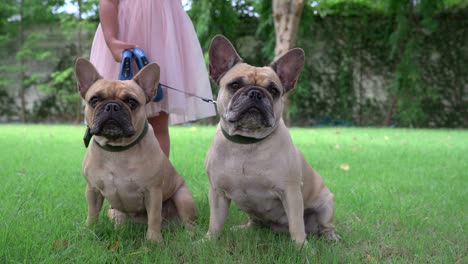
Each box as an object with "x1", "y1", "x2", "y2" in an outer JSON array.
[
  {"x1": 104, "y1": 102, "x2": 121, "y2": 112},
  {"x1": 248, "y1": 89, "x2": 263, "y2": 100}
]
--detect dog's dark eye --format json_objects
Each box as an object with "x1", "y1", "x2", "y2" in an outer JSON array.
[
  {"x1": 89, "y1": 96, "x2": 102, "y2": 108},
  {"x1": 267, "y1": 86, "x2": 279, "y2": 97},
  {"x1": 126, "y1": 99, "x2": 139, "y2": 110},
  {"x1": 231, "y1": 82, "x2": 240, "y2": 89}
]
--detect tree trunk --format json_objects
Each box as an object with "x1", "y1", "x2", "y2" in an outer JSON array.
[
  {"x1": 75, "y1": 0, "x2": 83, "y2": 124},
  {"x1": 272, "y1": 0, "x2": 304, "y2": 59},
  {"x1": 272, "y1": 0, "x2": 304, "y2": 125}
]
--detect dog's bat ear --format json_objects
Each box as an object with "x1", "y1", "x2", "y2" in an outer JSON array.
[
  {"x1": 209, "y1": 35, "x2": 243, "y2": 85},
  {"x1": 269, "y1": 48, "x2": 305, "y2": 94},
  {"x1": 133, "y1": 63, "x2": 160, "y2": 103},
  {"x1": 74, "y1": 58, "x2": 103, "y2": 98}
]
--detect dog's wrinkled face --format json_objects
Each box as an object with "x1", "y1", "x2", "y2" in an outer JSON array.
[
  {"x1": 209, "y1": 35, "x2": 305, "y2": 139},
  {"x1": 74, "y1": 58, "x2": 160, "y2": 144},
  {"x1": 219, "y1": 65, "x2": 279, "y2": 131}
]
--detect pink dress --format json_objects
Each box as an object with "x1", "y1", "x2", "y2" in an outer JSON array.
[{"x1": 90, "y1": 0, "x2": 216, "y2": 124}]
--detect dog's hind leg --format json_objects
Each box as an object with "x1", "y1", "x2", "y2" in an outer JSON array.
[
  {"x1": 107, "y1": 208, "x2": 128, "y2": 227},
  {"x1": 116, "y1": 200, "x2": 180, "y2": 228},
  {"x1": 160, "y1": 199, "x2": 179, "y2": 227},
  {"x1": 303, "y1": 209, "x2": 320, "y2": 235},
  {"x1": 315, "y1": 190, "x2": 340, "y2": 241},
  {"x1": 171, "y1": 182, "x2": 196, "y2": 228},
  {"x1": 231, "y1": 217, "x2": 261, "y2": 231}
]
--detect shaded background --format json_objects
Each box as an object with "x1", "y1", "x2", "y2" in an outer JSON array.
[{"x1": 0, "y1": 0, "x2": 466, "y2": 127}]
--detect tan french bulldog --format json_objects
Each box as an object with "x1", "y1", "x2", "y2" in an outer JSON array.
[
  {"x1": 74, "y1": 58, "x2": 196, "y2": 242},
  {"x1": 205, "y1": 35, "x2": 340, "y2": 248}
]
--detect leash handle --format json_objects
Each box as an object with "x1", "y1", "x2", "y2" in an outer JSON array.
[
  {"x1": 133, "y1": 48, "x2": 164, "y2": 102},
  {"x1": 133, "y1": 48, "x2": 150, "y2": 69},
  {"x1": 118, "y1": 49, "x2": 164, "y2": 101},
  {"x1": 118, "y1": 49, "x2": 134, "y2": 80}
]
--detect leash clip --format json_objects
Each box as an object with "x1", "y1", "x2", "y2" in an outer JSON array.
[{"x1": 202, "y1": 98, "x2": 217, "y2": 105}]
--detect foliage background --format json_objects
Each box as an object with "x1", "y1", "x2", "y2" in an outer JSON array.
[{"x1": 0, "y1": 0, "x2": 466, "y2": 127}]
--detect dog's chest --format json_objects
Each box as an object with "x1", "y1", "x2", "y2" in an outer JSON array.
[
  {"x1": 84, "y1": 156, "x2": 156, "y2": 213},
  {"x1": 208, "y1": 145, "x2": 290, "y2": 224},
  {"x1": 228, "y1": 183, "x2": 287, "y2": 224}
]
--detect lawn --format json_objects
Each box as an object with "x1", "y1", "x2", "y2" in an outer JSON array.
[{"x1": 0, "y1": 124, "x2": 466, "y2": 263}]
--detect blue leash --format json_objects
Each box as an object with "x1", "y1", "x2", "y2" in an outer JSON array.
[
  {"x1": 118, "y1": 48, "x2": 215, "y2": 104},
  {"x1": 118, "y1": 48, "x2": 163, "y2": 102}
]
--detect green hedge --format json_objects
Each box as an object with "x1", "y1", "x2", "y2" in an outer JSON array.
[{"x1": 287, "y1": 3, "x2": 467, "y2": 127}]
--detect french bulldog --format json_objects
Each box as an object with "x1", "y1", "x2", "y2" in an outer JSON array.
[
  {"x1": 74, "y1": 58, "x2": 196, "y2": 242},
  {"x1": 204, "y1": 35, "x2": 340, "y2": 248}
]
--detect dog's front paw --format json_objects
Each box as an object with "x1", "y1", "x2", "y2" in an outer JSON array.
[
  {"x1": 86, "y1": 216, "x2": 98, "y2": 226},
  {"x1": 295, "y1": 239, "x2": 309, "y2": 251},
  {"x1": 205, "y1": 230, "x2": 220, "y2": 240},
  {"x1": 194, "y1": 237, "x2": 210, "y2": 245},
  {"x1": 146, "y1": 230, "x2": 163, "y2": 243},
  {"x1": 194, "y1": 232, "x2": 218, "y2": 245},
  {"x1": 230, "y1": 221, "x2": 254, "y2": 232},
  {"x1": 322, "y1": 230, "x2": 341, "y2": 242}
]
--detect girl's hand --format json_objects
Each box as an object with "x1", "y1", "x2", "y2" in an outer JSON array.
[{"x1": 108, "y1": 39, "x2": 137, "y2": 62}]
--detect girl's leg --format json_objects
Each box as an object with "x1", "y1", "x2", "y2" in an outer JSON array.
[{"x1": 148, "y1": 112, "x2": 170, "y2": 157}]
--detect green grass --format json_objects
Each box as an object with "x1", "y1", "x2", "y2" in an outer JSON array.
[{"x1": 0, "y1": 124, "x2": 466, "y2": 263}]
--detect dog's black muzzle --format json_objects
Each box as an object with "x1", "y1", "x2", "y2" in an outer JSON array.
[
  {"x1": 226, "y1": 86, "x2": 275, "y2": 127},
  {"x1": 90, "y1": 100, "x2": 135, "y2": 139}
]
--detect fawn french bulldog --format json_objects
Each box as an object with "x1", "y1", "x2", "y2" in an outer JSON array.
[
  {"x1": 205, "y1": 35, "x2": 340, "y2": 248},
  {"x1": 74, "y1": 58, "x2": 195, "y2": 242}
]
